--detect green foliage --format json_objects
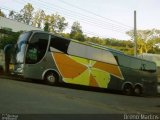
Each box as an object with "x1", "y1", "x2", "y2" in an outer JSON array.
[
  {"x1": 85, "y1": 36, "x2": 134, "y2": 55},
  {"x1": 33, "y1": 10, "x2": 45, "y2": 28},
  {"x1": 6, "y1": 3, "x2": 68, "y2": 34},
  {"x1": 50, "y1": 14, "x2": 68, "y2": 34},
  {"x1": 0, "y1": 31, "x2": 21, "y2": 49},
  {"x1": 104, "y1": 38, "x2": 133, "y2": 47},
  {"x1": 44, "y1": 22, "x2": 49, "y2": 32},
  {"x1": 108, "y1": 46, "x2": 134, "y2": 55},
  {"x1": 70, "y1": 21, "x2": 85, "y2": 42},
  {"x1": 0, "y1": 9, "x2": 6, "y2": 17},
  {"x1": 20, "y1": 3, "x2": 34, "y2": 25},
  {"x1": 8, "y1": 10, "x2": 15, "y2": 19},
  {"x1": 86, "y1": 37, "x2": 104, "y2": 45},
  {"x1": 43, "y1": 14, "x2": 68, "y2": 34},
  {"x1": 13, "y1": 13, "x2": 23, "y2": 22},
  {"x1": 60, "y1": 33, "x2": 71, "y2": 39},
  {"x1": 8, "y1": 3, "x2": 34, "y2": 24},
  {"x1": 126, "y1": 29, "x2": 160, "y2": 54}
]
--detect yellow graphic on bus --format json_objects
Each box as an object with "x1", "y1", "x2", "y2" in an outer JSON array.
[{"x1": 52, "y1": 53, "x2": 123, "y2": 88}]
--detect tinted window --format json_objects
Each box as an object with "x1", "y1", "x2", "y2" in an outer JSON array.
[
  {"x1": 118, "y1": 55, "x2": 142, "y2": 70},
  {"x1": 26, "y1": 33, "x2": 49, "y2": 64},
  {"x1": 142, "y1": 61, "x2": 156, "y2": 72},
  {"x1": 118, "y1": 55, "x2": 131, "y2": 68},
  {"x1": 130, "y1": 58, "x2": 141, "y2": 70},
  {"x1": 50, "y1": 36, "x2": 70, "y2": 53}
]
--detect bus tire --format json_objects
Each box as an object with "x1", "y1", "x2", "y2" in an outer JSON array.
[
  {"x1": 134, "y1": 85, "x2": 143, "y2": 96},
  {"x1": 44, "y1": 71, "x2": 58, "y2": 85},
  {"x1": 123, "y1": 84, "x2": 133, "y2": 96}
]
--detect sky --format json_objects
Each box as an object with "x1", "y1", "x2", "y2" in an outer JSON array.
[{"x1": 0, "y1": 0, "x2": 160, "y2": 40}]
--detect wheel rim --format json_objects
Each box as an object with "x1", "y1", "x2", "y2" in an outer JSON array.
[
  {"x1": 125, "y1": 88, "x2": 131, "y2": 94},
  {"x1": 134, "y1": 87, "x2": 142, "y2": 95},
  {"x1": 47, "y1": 74, "x2": 56, "y2": 83},
  {"x1": 124, "y1": 85, "x2": 132, "y2": 95}
]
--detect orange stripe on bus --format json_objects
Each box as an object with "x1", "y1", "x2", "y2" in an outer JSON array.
[
  {"x1": 93, "y1": 62, "x2": 123, "y2": 79},
  {"x1": 53, "y1": 53, "x2": 87, "y2": 78}
]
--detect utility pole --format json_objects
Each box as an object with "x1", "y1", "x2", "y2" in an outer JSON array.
[{"x1": 134, "y1": 10, "x2": 137, "y2": 56}]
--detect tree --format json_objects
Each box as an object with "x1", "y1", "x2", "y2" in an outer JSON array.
[
  {"x1": 70, "y1": 21, "x2": 85, "y2": 41},
  {"x1": 20, "y1": 3, "x2": 34, "y2": 25},
  {"x1": 54, "y1": 14, "x2": 68, "y2": 33},
  {"x1": 126, "y1": 29, "x2": 160, "y2": 54},
  {"x1": 47, "y1": 14, "x2": 55, "y2": 33},
  {"x1": 8, "y1": 10, "x2": 23, "y2": 22},
  {"x1": 8, "y1": 10, "x2": 15, "y2": 19},
  {"x1": 60, "y1": 33, "x2": 70, "y2": 39},
  {"x1": 14, "y1": 13, "x2": 23, "y2": 22},
  {"x1": 49, "y1": 13, "x2": 68, "y2": 34},
  {"x1": 86, "y1": 37, "x2": 104, "y2": 45},
  {"x1": 43, "y1": 15, "x2": 51, "y2": 32},
  {"x1": 44, "y1": 22, "x2": 49, "y2": 32},
  {"x1": 0, "y1": 9, "x2": 6, "y2": 17},
  {"x1": 33, "y1": 10, "x2": 45, "y2": 28},
  {"x1": 44, "y1": 13, "x2": 68, "y2": 34},
  {"x1": 0, "y1": 31, "x2": 21, "y2": 49}
]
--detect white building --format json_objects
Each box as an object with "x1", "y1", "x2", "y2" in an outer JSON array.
[
  {"x1": 0, "y1": 17, "x2": 43, "y2": 72},
  {"x1": 0, "y1": 16, "x2": 42, "y2": 32}
]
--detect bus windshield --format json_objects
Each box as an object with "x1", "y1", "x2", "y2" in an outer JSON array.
[{"x1": 16, "y1": 32, "x2": 31, "y2": 63}]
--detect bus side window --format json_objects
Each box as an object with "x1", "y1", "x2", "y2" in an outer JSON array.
[
  {"x1": 142, "y1": 61, "x2": 156, "y2": 72},
  {"x1": 130, "y1": 58, "x2": 141, "y2": 70},
  {"x1": 26, "y1": 33, "x2": 49, "y2": 64},
  {"x1": 26, "y1": 44, "x2": 38, "y2": 63},
  {"x1": 50, "y1": 36, "x2": 70, "y2": 53}
]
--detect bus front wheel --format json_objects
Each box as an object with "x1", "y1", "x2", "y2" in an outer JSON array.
[{"x1": 44, "y1": 71, "x2": 58, "y2": 85}]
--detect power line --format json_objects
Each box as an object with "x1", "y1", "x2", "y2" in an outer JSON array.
[
  {"x1": 0, "y1": 7, "x2": 124, "y2": 39},
  {"x1": 0, "y1": 7, "x2": 111, "y2": 38},
  {"x1": 18, "y1": 0, "x2": 128, "y2": 31},
  {"x1": 14, "y1": 0, "x2": 128, "y2": 33},
  {"x1": 0, "y1": 6, "x2": 114, "y2": 38},
  {"x1": 59, "y1": 0, "x2": 132, "y2": 29},
  {"x1": 37, "y1": 0, "x2": 131, "y2": 30},
  {"x1": 0, "y1": 1, "x2": 130, "y2": 39},
  {"x1": 20, "y1": 0, "x2": 129, "y2": 33}
]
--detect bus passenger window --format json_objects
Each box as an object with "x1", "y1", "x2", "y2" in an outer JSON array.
[
  {"x1": 25, "y1": 33, "x2": 49, "y2": 64},
  {"x1": 50, "y1": 36, "x2": 70, "y2": 53},
  {"x1": 26, "y1": 45, "x2": 38, "y2": 63},
  {"x1": 142, "y1": 61, "x2": 156, "y2": 72}
]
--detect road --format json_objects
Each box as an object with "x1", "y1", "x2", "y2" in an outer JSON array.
[{"x1": 0, "y1": 78, "x2": 160, "y2": 114}]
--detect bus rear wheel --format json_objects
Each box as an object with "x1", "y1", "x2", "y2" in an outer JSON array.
[
  {"x1": 134, "y1": 86, "x2": 143, "y2": 96},
  {"x1": 123, "y1": 84, "x2": 133, "y2": 96},
  {"x1": 44, "y1": 71, "x2": 58, "y2": 85}
]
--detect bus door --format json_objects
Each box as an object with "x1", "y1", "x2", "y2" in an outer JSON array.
[{"x1": 24, "y1": 33, "x2": 49, "y2": 79}]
